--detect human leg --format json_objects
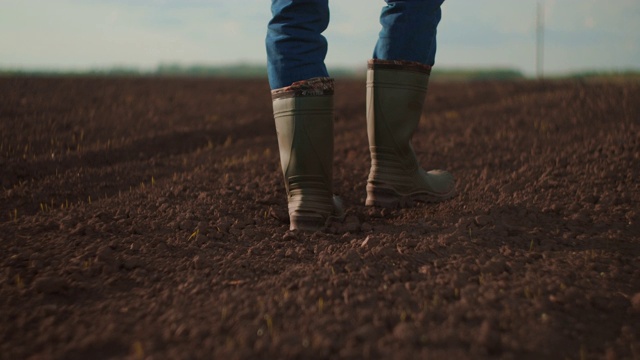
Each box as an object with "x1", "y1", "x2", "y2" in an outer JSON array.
[
  {"x1": 266, "y1": 0, "x2": 330, "y2": 90},
  {"x1": 366, "y1": 0, "x2": 455, "y2": 208},
  {"x1": 373, "y1": 0, "x2": 444, "y2": 65}
]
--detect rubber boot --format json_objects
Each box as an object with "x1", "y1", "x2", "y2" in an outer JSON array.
[
  {"x1": 272, "y1": 77, "x2": 344, "y2": 231},
  {"x1": 365, "y1": 59, "x2": 455, "y2": 208}
]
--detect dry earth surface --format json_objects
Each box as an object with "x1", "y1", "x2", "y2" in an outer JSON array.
[{"x1": 1, "y1": 76, "x2": 639, "y2": 359}]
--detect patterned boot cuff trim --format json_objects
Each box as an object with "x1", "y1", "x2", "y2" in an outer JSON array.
[
  {"x1": 368, "y1": 59, "x2": 432, "y2": 75},
  {"x1": 271, "y1": 77, "x2": 334, "y2": 100}
]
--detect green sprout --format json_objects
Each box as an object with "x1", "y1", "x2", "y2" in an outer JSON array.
[
  {"x1": 264, "y1": 314, "x2": 273, "y2": 335},
  {"x1": 132, "y1": 341, "x2": 144, "y2": 360},
  {"x1": 188, "y1": 229, "x2": 200, "y2": 241},
  {"x1": 15, "y1": 275, "x2": 24, "y2": 289}
]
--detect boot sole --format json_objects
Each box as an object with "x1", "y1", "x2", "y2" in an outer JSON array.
[
  {"x1": 290, "y1": 213, "x2": 346, "y2": 232},
  {"x1": 290, "y1": 212, "x2": 328, "y2": 232},
  {"x1": 365, "y1": 184, "x2": 455, "y2": 208},
  {"x1": 289, "y1": 196, "x2": 345, "y2": 231}
]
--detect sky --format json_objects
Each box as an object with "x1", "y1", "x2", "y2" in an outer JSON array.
[{"x1": 1, "y1": 0, "x2": 639, "y2": 76}]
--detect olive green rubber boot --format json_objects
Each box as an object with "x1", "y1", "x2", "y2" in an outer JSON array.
[
  {"x1": 272, "y1": 78, "x2": 344, "y2": 231},
  {"x1": 365, "y1": 60, "x2": 455, "y2": 208}
]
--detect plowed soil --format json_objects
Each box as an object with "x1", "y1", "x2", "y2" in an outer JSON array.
[{"x1": 1, "y1": 76, "x2": 639, "y2": 359}]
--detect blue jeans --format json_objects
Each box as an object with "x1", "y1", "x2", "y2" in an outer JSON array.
[{"x1": 266, "y1": 0, "x2": 444, "y2": 89}]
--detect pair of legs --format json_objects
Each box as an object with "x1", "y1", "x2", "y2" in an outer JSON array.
[
  {"x1": 266, "y1": 0, "x2": 443, "y2": 89},
  {"x1": 267, "y1": 0, "x2": 455, "y2": 231}
]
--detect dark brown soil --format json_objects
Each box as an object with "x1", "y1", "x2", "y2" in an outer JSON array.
[{"x1": 1, "y1": 76, "x2": 639, "y2": 359}]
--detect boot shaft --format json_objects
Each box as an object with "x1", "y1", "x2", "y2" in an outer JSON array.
[
  {"x1": 271, "y1": 78, "x2": 336, "y2": 226},
  {"x1": 366, "y1": 60, "x2": 431, "y2": 171},
  {"x1": 273, "y1": 94, "x2": 334, "y2": 193},
  {"x1": 365, "y1": 60, "x2": 455, "y2": 206}
]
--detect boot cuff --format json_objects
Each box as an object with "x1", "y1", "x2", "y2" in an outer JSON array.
[
  {"x1": 271, "y1": 77, "x2": 334, "y2": 100},
  {"x1": 368, "y1": 59, "x2": 432, "y2": 75}
]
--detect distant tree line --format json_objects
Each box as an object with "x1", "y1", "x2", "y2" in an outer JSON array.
[
  {"x1": 430, "y1": 68, "x2": 525, "y2": 81},
  {"x1": 1, "y1": 64, "x2": 638, "y2": 81}
]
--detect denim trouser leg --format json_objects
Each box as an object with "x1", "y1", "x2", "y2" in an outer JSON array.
[
  {"x1": 266, "y1": 0, "x2": 330, "y2": 90},
  {"x1": 373, "y1": 0, "x2": 445, "y2": 66}
]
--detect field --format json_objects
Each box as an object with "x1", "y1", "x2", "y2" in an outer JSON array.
[{"x1": 1, "y1": 76, "x2": 639, "y2": 359}]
